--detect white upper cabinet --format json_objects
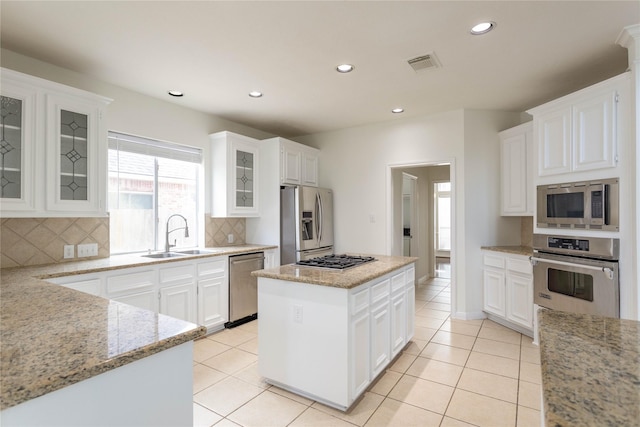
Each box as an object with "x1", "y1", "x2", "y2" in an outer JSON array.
[
  {"x1": 0, "y1": 75, "x2": 37, "y2": 212},
  {"x1": 210, "y1": 131, "x2": 260, "y2": 217},
  {"x1": 528, "y1": 73, "x2": 628, "y2": 177},
  {"x1": 0, "y1": 68, "x2": 111, "y2": 217},
  {"x1": 499, "y1": 122, "x2": 533, "y2": 216},
  {"x1": 278, "y1": 138, "x2": 319, "y2": 187}
]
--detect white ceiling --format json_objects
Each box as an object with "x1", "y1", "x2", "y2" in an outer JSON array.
[{"x1": 1, "y1": 1, "x2": 638, "y2": 138}]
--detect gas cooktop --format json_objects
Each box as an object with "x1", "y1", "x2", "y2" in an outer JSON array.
[{"x1": 296, "y1": 254, "x2": 376, "y2": 270}]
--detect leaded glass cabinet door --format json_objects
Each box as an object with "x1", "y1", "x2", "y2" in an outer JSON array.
[
  {"x1": 45, "y1": 92, "x2": 107, "y2": 213},
  {"x1": 230, "y1": 138, "x2": 259, "y2": 216},
  {"x1": 0, "y1": 81, "x2": 36, "y2": 213}
]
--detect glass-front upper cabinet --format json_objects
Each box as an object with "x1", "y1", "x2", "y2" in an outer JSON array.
[
  {"x1": 210, "y1": 131, "x2": 260, "y2": 217},
  {"x1": 0, "y1": 79, "x2": 37, "y2": 212},
  {"x1": 45, "y1": 90, "x2": 110, "y2": 213},
  {"x1": 0, "y1": 67, "x2": 111, "y2": 217}
]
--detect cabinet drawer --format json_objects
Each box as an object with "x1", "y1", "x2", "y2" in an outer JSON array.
[
  {"x1": 371, "y1": 279, "x2": 390, "y2": 304},
  {"x1": 506, "y1": 257, "x2": 532, "y2": 275},
  {"x1": 351, "y1": 287, "x2": 370, "y2": 315},
  {"x1": 107, "y1": 270, "x2": 155, "y2": 295},
  {"x1": 391, "y1": 272, "x2": 405, "y2": 293},
  {"x1": 159, "y1": 263, "x2": 194, "y2": 284},
  {"x1": 197, "y1": 258, "x2": 227, "y2": 277},
  {"x1": 483, "y1": 253, "x2": 505, "y2": 269}
]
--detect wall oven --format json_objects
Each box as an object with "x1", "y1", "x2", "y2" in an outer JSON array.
[
  {"x1": 532, "y1": 234, "x2": 619, "y2": 318},
  {"x1": 536, "y1": 177, "x2": 619, "y2": 231}
]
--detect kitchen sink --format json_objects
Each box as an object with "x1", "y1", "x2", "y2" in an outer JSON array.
[
  {"x1": 176, "y1": 249, "x2": 220, "y2": 255},
  {"x1": 142, "y1": 252, "x2": 186, "y2": 259}
]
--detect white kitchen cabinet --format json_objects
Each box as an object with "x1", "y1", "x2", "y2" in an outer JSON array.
[
  {"x1": 390, "y1": 269, "x2": 408, "y2": 357},
  {"x1": 158, "y1": 262, "x2": 197, "y2": 323},
  {"x1": 196, "y1": 256, "x2": 229, "y2": 333},
  {"x1": 370, "y1": 279, "x2": 391, "y2": 378},
  {"x1": 47, "y1": 273, "x2": 103, "y2": 296},
  {"x1": 528, "y1": 73, "x2": 627, "y2": 177},
  {"x1": 47, "y1": 254, "x2": 232, "y2": 333},
  {"x1": 210, "y1": 131, "x2": 260, "y2": 217},
  {"x1": 263, "y1": 248, "x2": 279, "y2": 269},
  {"x1": 262, "y1": 137, "x2": 320, "y2": 187},
  {"x1": 107, "y1": 267, "x2": 158, "y2": 313},
  {"x1": 0, "y1": 76, "x2": 37, "y2": 212},
  {"x1": 160, "y1": 283, "x2": 197, "y2": 323},
  {"x1": 0, "y1": 68, "x2": 111, "y2": 217},
  {"x1": 499, "y1": 122, "x2": 533, "y2": 215},
  {"x1": 349, "y1": 287, "x2": 370, "y2": 398},
  {"x1": 482, "y1": 250, "x2": 533, "y2": 336}
]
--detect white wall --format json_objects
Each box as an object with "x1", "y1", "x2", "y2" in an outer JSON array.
[
  {"x1": 297, "y1": 109, "x2": 524, "y2": 319},
  {"x1": 0, "y1": 48, "x2": 275, "y2": 215}
]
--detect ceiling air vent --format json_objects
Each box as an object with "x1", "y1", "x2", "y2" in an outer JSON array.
[{"x1": 407, "y1": 52, "x2": 441, "y2": 72}]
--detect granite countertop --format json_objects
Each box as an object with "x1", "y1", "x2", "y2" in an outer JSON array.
[
  {"x1": 538, "y1": 309, "x2": 640, "y2": 427},
  {"x1": 0, "y1": 244, "x2": 275, "y2": 410},
  {"x1": 481, "y1": 245, "x2": 533, "y2": 257},
  {"x1": 252, "y1": 254, "x2": 417, "y2": 289}
]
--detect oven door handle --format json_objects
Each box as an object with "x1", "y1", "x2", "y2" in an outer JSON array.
[{"x1": 530, "y1": 256, "x2": 614, "y2": 279}]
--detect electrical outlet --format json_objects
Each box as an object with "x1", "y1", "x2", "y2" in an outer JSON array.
[
  {"x1": 293, "y1": 305, "x2": 303, "y2": 323},
  {"x1": 228, "y1": 233, "x2": 235, "y2": 244},
  {"x1": 77, "y1": 243, "x2": 98, "y2": 257},
  {"x1": 63, "y1": 245, "x2": 74, "y2": 259}
]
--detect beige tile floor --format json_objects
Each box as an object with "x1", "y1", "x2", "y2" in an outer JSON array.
[{"x1": 193, "y1": 277, "x2": 542, "y2": 427}]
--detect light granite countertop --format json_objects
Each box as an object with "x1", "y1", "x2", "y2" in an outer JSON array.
[
  {"x1": 481, "y1": 245, "x2": 533, "y2": 257},
  {"x1": 252, "y1": 254, "x2": 418, "y2": 289},
  {"x1": 538, "y1": 309, "x2": 640, "y2": 427},
  {"x1": 0, "y1": 244, "x2": 275, "y2": 410}
]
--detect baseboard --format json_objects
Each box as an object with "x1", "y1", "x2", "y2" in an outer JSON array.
[{"x1": 452, "y1": 310, "x2": 486, "y2": 321}]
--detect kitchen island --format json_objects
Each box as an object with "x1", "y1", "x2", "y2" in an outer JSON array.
[
  {"x1": 538, "y1": 309, "x2": 640, "y2": 426},
  {"x1": 253, "y1": 254, "x2": 416, "y2": 411},
  {"x1": 0, "y1": 264, "x2": 206, "y2": 426}
]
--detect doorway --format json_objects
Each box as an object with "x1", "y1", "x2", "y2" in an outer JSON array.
[{"x1": 388, "y1": 162, "x2": 454, "y2": 287}]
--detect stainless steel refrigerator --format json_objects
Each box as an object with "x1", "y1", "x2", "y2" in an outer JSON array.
[{"x1": 280, "y1": 185, "x2": 334, "y2": 264}]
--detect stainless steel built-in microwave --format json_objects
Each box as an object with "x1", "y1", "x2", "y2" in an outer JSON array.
[{"x1": 536, "y1": 178, "x2": 619, "y2": 231}]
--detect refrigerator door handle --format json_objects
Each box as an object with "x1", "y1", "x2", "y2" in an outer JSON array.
[{"x1": 316, "y1": 192, "x2": 323, "y2": 245}]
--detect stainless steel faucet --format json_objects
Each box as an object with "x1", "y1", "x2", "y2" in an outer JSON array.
[{"x1": 165, "y1": 214, "x2": 189, "y2": 253}]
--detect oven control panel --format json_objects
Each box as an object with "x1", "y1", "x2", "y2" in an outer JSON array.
[{"x1": 547, "y1": 237, "x2": 589, "y2": 252}]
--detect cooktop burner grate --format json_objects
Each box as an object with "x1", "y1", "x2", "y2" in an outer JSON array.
[{"x1": 296, "y1": 254, "x2": 376, "y2": 270}]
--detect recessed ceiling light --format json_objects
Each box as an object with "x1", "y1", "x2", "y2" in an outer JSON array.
[
  {"x1": 249, "y1": 91, "x2": 263, "y2": 98},
  {"x1": 336, "y1": 64, "x2": 354, "y2": 73},
  {"x1": 391, "y1": 108, "x2": 404, "y2": 114},
  {"x1": 168, "y1": 90, "x2": 184, "y2": 97},
  {"x1": 470, "y1": 21, "x2": 495, "y2": 35}
]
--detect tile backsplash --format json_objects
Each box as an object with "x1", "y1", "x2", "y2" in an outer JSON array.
[
  {"x1": 204, "y1": 216, "x2": 246, "y2": 247},
  {"x1": 521, "y1": 216, "x2": 533, "y2": 247},
  {"x1": 1, "y1": 217, "x2": 110, "y2": 268}
]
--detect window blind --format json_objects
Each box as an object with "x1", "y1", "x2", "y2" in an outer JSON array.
[{"x1": 108, "y1": 131, "x2": 202, "y2": 164}]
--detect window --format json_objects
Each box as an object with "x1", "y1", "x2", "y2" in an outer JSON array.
[
  {"x1": 108, "y1": 132, "x2": 202, "y2": 254},
  {"x1": 434, "y1": 181, "x2": 451, "y2": 254}
]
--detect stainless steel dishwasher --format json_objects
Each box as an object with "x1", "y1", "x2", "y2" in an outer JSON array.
[{"x1": 227, "y1": 252, "x2": 264, "y2": 328}]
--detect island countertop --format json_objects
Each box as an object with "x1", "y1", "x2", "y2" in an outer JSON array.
[
  {"x1": 0, "y1": 245, "x2": 275, "y2": 411},
  {"x1": 252, "y1": 254, "x2": 417, "y2": 289},
  {"x1": 538, "y1": 309, "x2": 640, "y2": 427}
]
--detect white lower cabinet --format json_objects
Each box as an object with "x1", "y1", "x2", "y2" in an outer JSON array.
[
  {"x1": 196, "y1": 257, "x2": 228, "y2": 333},
  {"x1": 482, "y1": 250, "x2": 533, "y2": 336},
  {"x1": 46, "y1": 254, "x2": 230, "y2": 332},
  {"x1": 107, "y1": 267, "x2": 158, "y2": 313}
]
